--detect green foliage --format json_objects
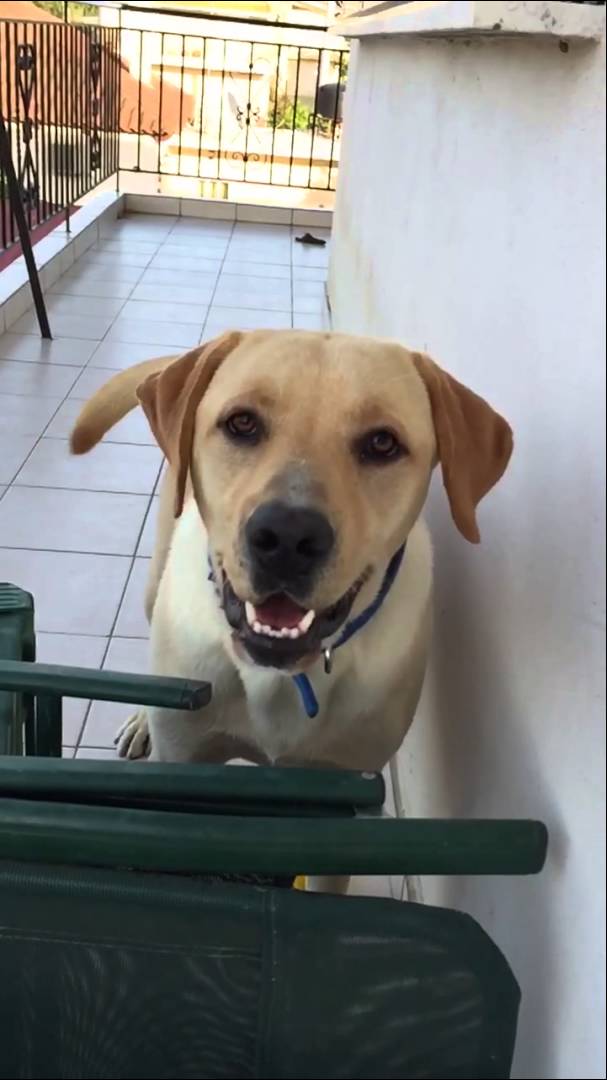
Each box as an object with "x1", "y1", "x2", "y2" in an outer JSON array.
[
  {"x1": 270, "y1": 99, "x2": 312, "y2": 131},
  {"x1": 33, "y1": 2, "x2": 98, "y2": 20},
  {"x1": 334, "y1": 52, "x2": 349, "y2": 78}
]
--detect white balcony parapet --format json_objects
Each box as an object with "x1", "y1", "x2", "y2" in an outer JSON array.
[{"x1": 333, "y1": 0, "x2": 605, "y2": 42}]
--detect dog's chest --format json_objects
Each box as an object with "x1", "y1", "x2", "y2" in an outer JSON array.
[{"x1": 237, "y1": 668, "x2": 315, "y2": 760}]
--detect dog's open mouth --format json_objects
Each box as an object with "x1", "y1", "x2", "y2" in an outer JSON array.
[{"x1": 221, "y1": 574, "x2": 366, "y2": 669}]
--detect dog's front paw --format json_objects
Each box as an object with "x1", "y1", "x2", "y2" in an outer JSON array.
[{"x1": 115, "y1": 710, "x2": 151, "y2": 760}]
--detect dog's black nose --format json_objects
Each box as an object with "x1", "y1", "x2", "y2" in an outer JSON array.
[{"x1": 246, "y1": 501, "x2": 335, "y2": 586}]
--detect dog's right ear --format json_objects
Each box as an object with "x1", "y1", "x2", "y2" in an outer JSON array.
[{"x1": 137, "y1": 331, "x2": 242, "y2": 517}]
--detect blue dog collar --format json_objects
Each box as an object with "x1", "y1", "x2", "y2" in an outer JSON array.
[
  {"x1": 291, "y1": 543, "x2": 406, "y2": 717},
  {"x1": 208, "y1": 544, "x2": 406, "y2": 719}
]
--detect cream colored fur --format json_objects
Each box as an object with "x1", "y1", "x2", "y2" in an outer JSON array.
[{"x1": 70, "y1": 329, "x2": 510, "y2": 804}]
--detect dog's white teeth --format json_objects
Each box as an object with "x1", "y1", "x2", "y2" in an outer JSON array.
[
  {"x1": 249, "y1": 620, "x2": 288, "y2": 639},
  {"x1": 247, "y1": 611, "x2": 314, "y2": 640},
  {"x1": 298, "y1": 609, "x2": 316, "y2": 633}
]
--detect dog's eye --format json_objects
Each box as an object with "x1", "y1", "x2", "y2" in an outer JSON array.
[
  {"x1": 358, "y1": 429, "x2": 404, "y2": 464},
  {"x1": 224, "y1": 410, "x2": 262, "y2": 443}
]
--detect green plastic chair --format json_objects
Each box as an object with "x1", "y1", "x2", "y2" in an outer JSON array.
[{"x1": 0, "y1": 584, "x2": 547, "y2": 1078}]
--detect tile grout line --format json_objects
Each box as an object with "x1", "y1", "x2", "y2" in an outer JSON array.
[
  {"x1": 74, "y1": 472, "x2": 158, "y2": 752},
  {"x1": 75, "y1": 226, "x2": 181, "y2": 749},
  {"x1": 2, "y1": 220, "x2": 181, "y2": 492},
  {"x1": 1, "y1": 229, "x2": 157, "y2": 483},
  {"x1": 0, "y1": 218, "x2": 163, "y2": 754},
  {"x1": 4, "y1": 364, "x2": 92, "y2": 486},
  {"x1": 85, "y1": 226, "x2": 207, "y2": 346},
  {"x1": 185, "y1": 216, "x2": 236, "y2": 343},
  {"x1": 42, "y1": 436, "x2": 156, "y2": 447},
  {"x1": 74, "y1": 214, "x2": 232, "y2": 748},
  {"x1": 8, "y1": 242, "x2": 153, "y2": 341},
  {"x1": 8, "y1": 480, "x2": 160, "y2": 496},
  {"x1": 78, "y1": 236, "x2": 157, "y2": 362},
  {"x1": 68, "y1": 227, "x2": 168, "y2": 751},
  {"x1": 0, "y1": 362, "x2": 92, "y2": 381},
  {"x1": 78, "y1": 215, "x2": 225, "y2": 749},
  {"x1": 135, "y1": 495, "x2": 159, "y2": 559},
  {"x1": 0, "y1": 546, "x2": 151, "y2": 558}
]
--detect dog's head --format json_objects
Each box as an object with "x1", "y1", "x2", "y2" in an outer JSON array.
[{"x1": 138, "y1": 330, "x2": 512, "y2": 670}]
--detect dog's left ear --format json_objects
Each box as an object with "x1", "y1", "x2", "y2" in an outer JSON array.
[
  {"x1": 137, "y1": 331, "x2": 242, "y2": 517},
  {"x1": 412, "y1": 352, "x2": 513, "y2": 543}
]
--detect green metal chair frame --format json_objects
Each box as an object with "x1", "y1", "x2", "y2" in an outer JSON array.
[{"x1": 0, "y1": 583, "x2": 548, "y2": 1078}]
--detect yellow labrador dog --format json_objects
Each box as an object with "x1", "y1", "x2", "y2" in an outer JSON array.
[{"x1": 71, "y1": 330, "x2": 512, "y2": 772}]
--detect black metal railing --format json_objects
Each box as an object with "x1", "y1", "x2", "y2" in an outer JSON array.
[
  {"x1": 119, "y1": 28, "x2": 347, "y2": 195},
  {"x1": 1, "y1": 11, "x2": 346, "y2": 261},
  {"x1": 0, "y1": 18, "x2": 120, "y2": 255}
]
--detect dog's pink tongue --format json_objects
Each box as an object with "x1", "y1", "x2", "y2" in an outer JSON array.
[{"x1": 254, "y1": 594, "x2": 306, "y2": 630}]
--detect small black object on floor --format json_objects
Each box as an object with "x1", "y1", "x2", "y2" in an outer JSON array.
[{"x1": 295, "y1": 232, "x2": 327, "y2": 247}]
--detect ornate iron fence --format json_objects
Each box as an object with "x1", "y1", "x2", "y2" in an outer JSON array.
[
  {"x1": 119, "y1": 27, "x2": 347, "y2": 197},
  {"x1": 0, "y1": 12, "x2": 346, "y2": 260},
  {"x1": 0, "y1": 17, "x2": 120, "y2": 254}
]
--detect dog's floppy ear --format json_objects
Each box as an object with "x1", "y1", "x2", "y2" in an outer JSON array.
[
  {"x1": 137, "y1": 331, "x2": 242, "y2": 517},
  {"x1": 412, "y1": 352, "x2": 513, "y2": 543}
]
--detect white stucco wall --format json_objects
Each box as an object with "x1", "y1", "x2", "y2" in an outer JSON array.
[{"x1": 329, "y1": 24, "x2": 605, "y2": 1080}]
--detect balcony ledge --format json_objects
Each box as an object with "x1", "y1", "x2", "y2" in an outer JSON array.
[{"x1": 333, "y1": 1, "x2": 606, "y2": 42}]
